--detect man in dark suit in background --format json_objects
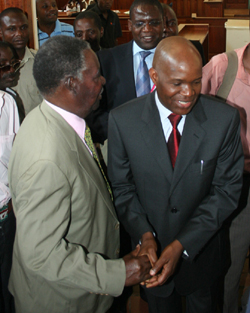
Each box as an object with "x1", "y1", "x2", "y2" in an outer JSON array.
[
  {"x1": 108, "y1": 36, "x2": 244, "y2": 313},
  {"x1": 87, "y1": 0, "x2": 164, "y2": 143}
]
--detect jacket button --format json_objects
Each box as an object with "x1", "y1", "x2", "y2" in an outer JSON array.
[
  {"x1": 115, "y1": 223, "x2": 120, "y2": 230},
  {"x1": 116, "y1": 248, "x2": 120, "y2": 255},
  {"x1": 171, "y1": 207, "x2": 178, "y2": 213}
]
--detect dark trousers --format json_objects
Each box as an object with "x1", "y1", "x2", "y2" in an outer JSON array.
[
  {"x1": 0, "y1": 209, "x2": 15, "y2": 313},
  {"x1": 144, "y1": 279, "x2": 220, "y2": 313}
]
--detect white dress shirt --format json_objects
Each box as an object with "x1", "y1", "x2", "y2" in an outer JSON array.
[
  {"x1": 0, "y1": 91, "x2": 20, "y2": 208},
  {"x1": 155, "y1": 91, "x2": 186, "y2": 141}
]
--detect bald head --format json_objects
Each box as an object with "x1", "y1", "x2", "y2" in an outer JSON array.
[
  {"x1": 153, "y1": 36, "x2": 202, "y2": 70},
  {"x1": 149, "y1": 37, "x2": 202, "y2": 115}
]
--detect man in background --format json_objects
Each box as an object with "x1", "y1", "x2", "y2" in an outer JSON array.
[
  {"x1": 8, "y1": 36, "x2": 151, "y2": 313},
  {"x1": 202, "y1": 41, "x2": 250, "y2": 313},
  {"x1": 0, "y1": 7, "x2": 43, "y2": 115},
  {"x1": 0, "y1": 40, "x2": 20, "y2": 313},
  {"x1": 88, "y1": 0, "x2": 165, "y2": 144},
  {"x1": 74, "y1": 10, "x2": 104, "y2": 52},
  {"x1": 87, "y1": 0, "x2": 122, "y2": 48},
  {"x1": 36, "y1": 0, "x2": 74, "y2": 47}
]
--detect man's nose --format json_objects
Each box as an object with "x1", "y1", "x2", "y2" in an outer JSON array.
[
  {"x1": 182, "y1": 84, "x2": 194, "y2": 96},
  {"x1": 142, "y1": 22, "x2": 152, "y2": 32},
  {"x1": 82, "y1": 32, "x2": 89, "y2": 41}
]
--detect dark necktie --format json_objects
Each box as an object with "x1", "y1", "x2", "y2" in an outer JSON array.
[
  {"x1": 136, "y1": 51, "x2": 151, "y2": 97},
  {"x1": 167, "y1": 113, "x2": 182, "y2": 168},
  {"x1": 84, "y1": 125, "x2": 113, "y2": 201}
]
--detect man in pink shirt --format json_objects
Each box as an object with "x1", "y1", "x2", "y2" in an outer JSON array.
[{"x1": 201, "y1": 43, "x2": 250, "y2": 313}]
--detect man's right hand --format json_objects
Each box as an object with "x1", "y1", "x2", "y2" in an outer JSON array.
[
  {"x1": 138, "y1": 231, "x2": 158, "y2": 267},
  {"x1": 123, "y1": 245, "x2": 152, "y2": 286}
]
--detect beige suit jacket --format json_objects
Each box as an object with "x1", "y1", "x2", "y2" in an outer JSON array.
[{"x1": 8, "y1": 101, "x2": 126, "y2": 313}]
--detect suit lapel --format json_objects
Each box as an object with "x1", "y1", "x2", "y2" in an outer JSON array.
[
  {"x1": 140, "y1": 92, "x2": 173, "y2": 184},
  {"x1": 41, "y1": 102, "x2": 116, "y2": 218},
  {"x1": 119, "y1": 41, "x2": 136, "y2": 98},
  {"x1": 169, "y1": 97, "x2": 207, "y2": 195}
]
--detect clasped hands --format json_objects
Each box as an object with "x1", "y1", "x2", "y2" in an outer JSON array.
[{"x1": 123, "y1": 232, "x2": 183, "y2": 288}]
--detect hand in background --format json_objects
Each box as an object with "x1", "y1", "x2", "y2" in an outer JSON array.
[
  {"x1": 123, "y1": 245, "x2": 152, "y2": 286},
  {"x1": 138, "y1": 231, "x2": 158, "y2": 267},
  {"x1": 142, "y1": 239, "x2": 183, "y2": 288}
]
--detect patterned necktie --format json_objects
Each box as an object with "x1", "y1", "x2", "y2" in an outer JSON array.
[
  {"x1": 136, "y1": 51, "x2": 151, "y2": 97},
  {"x1": 84, "y1": 125, "x2": 113, "y2": 201},
  {"x1": 167, "y1": 113, "x2": 182, "y2": 168}
]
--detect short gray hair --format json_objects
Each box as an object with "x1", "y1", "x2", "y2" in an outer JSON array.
[{"x1": 33, "y1": 36, "x2": 90, "y2": 96}]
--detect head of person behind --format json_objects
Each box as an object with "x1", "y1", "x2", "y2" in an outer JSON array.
[
  {"x1": 33, "y1": 36, "x2": 105, "y2": 119},
  {"x1": 0, "y1": 7, "x2": 29, "y2": 60},
  {"x1": 161, "y1": 3, "x2": 178, "y2": 38},
  {"x1": 96, "y1": 0, "x2": 113, "y2": 15},
  {"x1": 128, "y1": 0, "x2": 165, "y2": 50},
  {"x1": 36, "y1": 0, "x2": 58, "y2": 35},
  {"x1": 74, "y1": 11, "x2": 104, "y2": 52},
  {"x1": 149, "y1": 36, "x2": 202, "y2": 116},
  {"x1": 0, "y1": 41, "x2": 20, "y2": 91}
]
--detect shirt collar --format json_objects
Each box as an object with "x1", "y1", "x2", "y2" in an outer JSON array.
[
  {"x1": 155, "y1": 91, "x2": 173, "y2": 119},
  {"x1": 45, "y1": 100, "x2": 86, "y2": 138},
  {"x1": 133, "y1": 40, "x2": 156, "y2": 56},
  {"x1": 21, "y1": 47, "x2": 34, "y2": 65}
]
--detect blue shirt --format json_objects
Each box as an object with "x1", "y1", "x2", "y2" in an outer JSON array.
[{"x1": 38, "y1": 19, "x2": 74, "y2": 47}]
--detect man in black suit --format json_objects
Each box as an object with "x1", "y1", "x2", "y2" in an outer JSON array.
[
  {"x1": 87, "y1": 0, "x2": 164, "y2": 143},
  {"x1": 108, "y1": 36, "x2": 244, "y2": 313}
]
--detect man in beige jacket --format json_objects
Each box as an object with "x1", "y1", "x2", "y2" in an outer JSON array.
[{"x1": 8, "y1": 36, "x2": 151, "y2": 313}]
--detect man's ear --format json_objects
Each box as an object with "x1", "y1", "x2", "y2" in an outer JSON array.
[
  {"x1": 65, "y1": 76, "x2": 78, "y2": 95},
  {"x1": 149, "y1": 67, "x2": 158, "y2": 85},
  {"x1": 128, "y1": 19, "x2": 132, "y2": 32},
  {"x1": 100, "y1": 26, "x2": 104, "y2": 38}
]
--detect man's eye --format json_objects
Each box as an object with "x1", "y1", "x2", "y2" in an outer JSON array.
[
  {"x1": 8, "y1": 27, "x2": 15, "y2": 31},
  {"x1": 149, "y1": 20, "x2": 161, "y2": 27},
  {"x1": 75, "y1": 32, "x2": 82, "y2": 37},
  {"x1": 21, "y1": 25, "x2": 28, "y2": 30},
  {"x1": 173, "y1": 82, "x2": 181, "y2": 86},
  {"x1": 168, "y1": 21, "x2": 176, "y2": 27},
  {"x1": 134, "y1": 22, "x2": 144, "y2": 28}
]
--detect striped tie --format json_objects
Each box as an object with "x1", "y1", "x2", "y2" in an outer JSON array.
[
  {"x1": 136, "y1": 51, "x2": 151, "y2": 97},
  {"x1": 84, "y1": 125, "x2": 113, "y2": 201}
]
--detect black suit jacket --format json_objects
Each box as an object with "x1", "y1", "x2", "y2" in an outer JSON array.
[
  {"x1": 108, "y1": 92, "x2": 244, "y2": 296},
  {"x1": 87, "y1": 40, "x2": 205, "y2": 143},
  {"x1": 87, "y1": 41, "x2": 136, "y2": 143}
]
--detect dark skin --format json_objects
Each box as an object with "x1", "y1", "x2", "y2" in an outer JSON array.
[
  {"x1": 161, "y1": 4, "x2": 178, "y2": 38},
  {"x1": 128, "y1": 4, "x2": 164, "y2": 51},
  {"x1": 140, "y1": 37, "x2": 202, "y2": 288},
  {"x1": 0, "y1": 11, "x2": 29, "y2": 60},
  {"x1": 74, "y1": 18, "x2": 104, "y2": 52},
  {"x1": 0, "y1": 47, "x2": 20, "y2": 91},
  {"x1": 44, "y1": 48, "x2": 152, "y2": 285},
  {"x1": 36, "y1": 0, "x2": 58, "y2": 36},
  {"x1": 96, "y1": 0, "x2": 113, "y2": 20}
]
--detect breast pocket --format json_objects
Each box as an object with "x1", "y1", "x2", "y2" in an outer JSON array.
[{"x1": 187, "y1": 158, "x2": 216, "y2": 174}]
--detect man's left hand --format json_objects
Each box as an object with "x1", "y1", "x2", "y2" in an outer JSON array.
[{"x1": 141, "y1": 239, "x2": 183, "y2": 288}]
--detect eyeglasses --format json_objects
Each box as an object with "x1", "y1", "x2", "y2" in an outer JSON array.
[
  {"x1": 0, "y1": 60, "x2": 23, "y2": 73},
  {"x1": 132, "y1": 20, "x2": 162, "y2": 29}
]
